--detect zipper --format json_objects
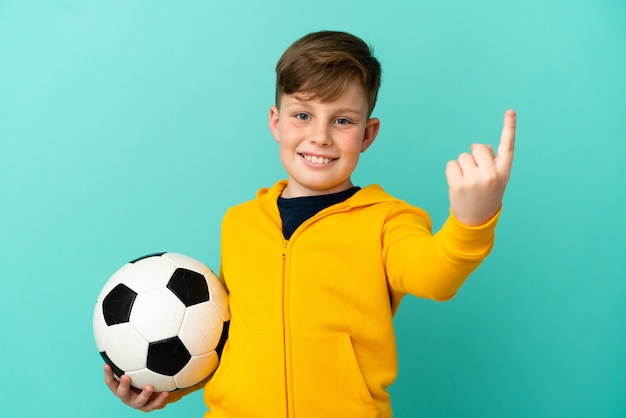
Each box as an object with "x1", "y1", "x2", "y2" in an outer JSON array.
[
  {"x1": 275, "y1": 199, "x2": 354, "y2": 417},
  {"x1": 281, "y1": 238, "x2": 290, "y2": 417},
  {"x1": 280, "y1": 203, "x2": 353, "y2": 417}
]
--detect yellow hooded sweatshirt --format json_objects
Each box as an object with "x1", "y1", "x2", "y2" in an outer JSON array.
[{"x1": 203, "y1": 181, "x2": 499, "y2": 418}]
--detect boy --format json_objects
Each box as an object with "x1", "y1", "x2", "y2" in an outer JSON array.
[{"x1": 104, "y1": 30, "x2": 516, "y2": 417}]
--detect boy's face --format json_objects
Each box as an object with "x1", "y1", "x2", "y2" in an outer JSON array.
[{"x1": 269, "y1": 78, "x2": 380, "y2": 198}]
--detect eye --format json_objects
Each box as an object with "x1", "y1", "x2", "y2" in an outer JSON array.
[
  {"x1": 335, "y1": 118, "x2": 351, "y2": 125},
  {"x1": 295, "y1": 113, "x2": 310, "y2": 121}
]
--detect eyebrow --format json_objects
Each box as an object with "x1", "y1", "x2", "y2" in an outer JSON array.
[
  {"x1": 282, "y1": 99, "x2": 363, "y2": 116},
  {"x1": 332, "y1": 108, "x2": 363, "y2": 116}
]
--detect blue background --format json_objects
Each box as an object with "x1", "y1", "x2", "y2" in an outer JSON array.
[{"x1": 1, "y1": 1, "x2": 625, "y2": 417}]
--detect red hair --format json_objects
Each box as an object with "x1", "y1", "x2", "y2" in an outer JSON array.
[{"x1": 275, "y1": 31, "x2": 382, "y2": 116}]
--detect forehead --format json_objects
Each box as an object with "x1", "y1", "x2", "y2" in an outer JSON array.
[{"x1": 280, "y1": 79, "x2": 368, "y2": 112}]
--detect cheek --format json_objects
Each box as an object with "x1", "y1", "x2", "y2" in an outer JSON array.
[
  {"x1": 338, "y1": 142, "x2": 363, "y2": 170},
  {"x1": 277, "y1": 130, "x2": 298, "y2": 152},
  {"x1": 343, "y1": 135, "x2": 366, "y2": 156},
  {"x1": 276, "y1": 124, "x2": 299, "y2": 144},
  {"x1": 278, "y1": 140, "x2": 297, "y2": 164}
]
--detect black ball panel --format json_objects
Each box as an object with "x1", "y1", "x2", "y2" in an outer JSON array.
[
  {"x1": 100, "y1": 351, "x2": 125, "y2": 378},
  {"x1": 216, "y1": 320, "x2": 230, "y2": 357},
  {"x1": 102, "y1": 284, "x2": 137, "y2": 326},
  {"x1": 147, "y1": 337, "x2": 191, "y2": 376},
  {"x1": 128, "y1": 252, "x2": 166, "y2": 263},
  {"x1": 167, "y1": 268, "x2": 210, "y2": 307}
]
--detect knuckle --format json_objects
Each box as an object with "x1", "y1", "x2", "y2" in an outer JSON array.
[
  {"x1": 448, "y1": 182, "x2": 463, "y2": 194},
  {"x1": 483, "y1": 170, "x2": 498, "y2": 183}
]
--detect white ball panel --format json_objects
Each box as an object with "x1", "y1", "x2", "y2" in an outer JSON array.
[
  {"x1": 206, "y1": 272, "x2": 230, "y2": 321},
  {"x1": 162, "y1": 252, "x2": 211, "y2": 276},
  {"x1": 179, "y1": 302, "x2": 224, "y2": 355},
  {"x1": 125, "y1": 256, "x2": 177, "y2": 292},
  {"x1": 126, "y1": 368, "x2": 176, "y2": 393},
  {"x1": 104, "y1": 323, "x2": 148, "y2": 371},
  {"x1": 96, "y1": 263, "x2": 132, "y2": 302},
  {"x1": 174, "y1": 351, "x2": 219, "y2": 390},
  {"x1": 130, "y1": 288, "x2": 185, "y2": 342},
  {"x1": 93, "y1": 301, "x2": 107, "y2": 352}
]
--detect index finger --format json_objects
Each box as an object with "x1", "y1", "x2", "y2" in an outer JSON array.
[
  {"x1": 496, "y1": 109, "x2": 516, "y2": 171},
  {"x1": 104, "y1": 364, "x2": 119, "y2": 390}
]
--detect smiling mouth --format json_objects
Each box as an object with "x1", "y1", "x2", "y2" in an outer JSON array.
[{"x1": 300, "y1": 153, "x2": 336, "y2": 164}]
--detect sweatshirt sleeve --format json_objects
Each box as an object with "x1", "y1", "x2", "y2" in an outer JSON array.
[
  {"x1": 154, "y1": 374, "x2": 210, "y2": 406},
  {"x1": 383, "y1": 204, "x2": 500, "y2": 302}
]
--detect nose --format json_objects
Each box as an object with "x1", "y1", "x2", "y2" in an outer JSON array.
[{"x1": 309, "y1": 121, "x2": 333, "y2": 147}]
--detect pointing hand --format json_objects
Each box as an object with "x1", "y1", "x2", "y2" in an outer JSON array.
[{"x1": 446, "y1": 109, "x2": 516, "y2": 226}]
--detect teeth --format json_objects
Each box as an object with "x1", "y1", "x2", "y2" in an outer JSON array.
[{"x1": 303, "y1": 154, "x2": 333, "y2": 164}]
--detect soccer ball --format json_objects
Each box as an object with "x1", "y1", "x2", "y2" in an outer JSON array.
[{"x1": 93, "y1": 252, "x2": 230, "y2": 392}]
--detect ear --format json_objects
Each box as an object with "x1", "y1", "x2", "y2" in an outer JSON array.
[
  {"x1": 269, "y1": 105, "x2": 280, "y2": 143},
  {"x1": 360, "y1": 117, "x2": 380, "y2": 153}
]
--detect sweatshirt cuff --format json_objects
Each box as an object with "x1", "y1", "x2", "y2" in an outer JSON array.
[{"x1": 442, "y1": 205, "x2": 501, "y2": 257}]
